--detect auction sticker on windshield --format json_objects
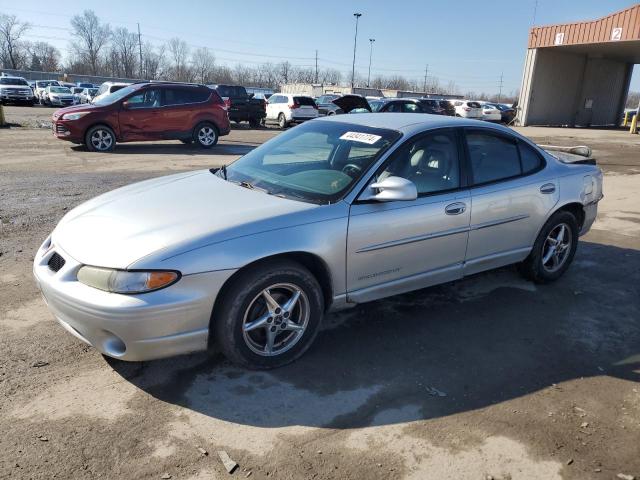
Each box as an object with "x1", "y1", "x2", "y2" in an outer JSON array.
[{"x1": 339, "y1": 132, "x2": 382, "y2": 144}]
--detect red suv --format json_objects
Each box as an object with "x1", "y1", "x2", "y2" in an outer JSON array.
[{"x1": 52, "y1": 82, "x2": 230, "y2": 152}]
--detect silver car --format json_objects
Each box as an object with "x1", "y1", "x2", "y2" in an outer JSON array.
[{"x1": 34, "y1": 114, "x2": 603, "y2": 368}]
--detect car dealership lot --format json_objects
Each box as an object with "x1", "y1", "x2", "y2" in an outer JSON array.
[{"x1": 1, "y1": 105, "x2": 639, "y2": 479}]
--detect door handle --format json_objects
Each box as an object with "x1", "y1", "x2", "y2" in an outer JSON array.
[
  {"x1": 445, "y1": 202, "x2": 466, "y2": 215},
  {"x1": 540, "y1": 183, "x2": 556, "y2": 194}
]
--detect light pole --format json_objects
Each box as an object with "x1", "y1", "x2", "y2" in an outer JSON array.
[
  {"x1": 367, "y1": 38, "x2": 375, "y2": 88},
  {"x1": 351, "y1": 13, "x2": 362, "y2": 89}
]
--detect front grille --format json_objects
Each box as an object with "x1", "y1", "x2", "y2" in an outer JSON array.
[{"x1": 47, "y1": 252, "x2": 66, "y2": 272}]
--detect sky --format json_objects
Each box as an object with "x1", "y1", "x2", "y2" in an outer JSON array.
[{"x1": 1, "y1": 0, "x2": 638, "y2": 94}]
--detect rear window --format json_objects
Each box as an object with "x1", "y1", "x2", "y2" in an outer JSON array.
[
  {"x1": 215, "y1": 85, "x2": 245, "y2": 97},
  {"x1": 467, "y1": 102, "x2": 481, "y2": 108},
  {"x1": 110, "y1": 85, "x2": 126, "y2": 94},
  {"x1": 519, "y1": 142, "x2": 544, "y2": 174},
  {"x1": 294, "y1": 96, "x2": 316, "y2": 106},
  {"x1": 164, "y1": 88, "x2": 211, "y2": 105}
]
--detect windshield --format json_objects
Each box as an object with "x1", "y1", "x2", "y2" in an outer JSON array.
[
  {"x1": 224, "y1": 121, "x2": 401, "y2": 204},
  {"x1": 88, "y1": 88, "x2": 98, "y2": 95},
  {"x1": 93, "y1": 84, "x2": 137, "y2": 106},
  {"x1": 0, "y1": 78, "x2": 28, "y2": 85},
  {"x1": 369, "y1": 101, "x2": 384, "y2": 112},
  {"x1": 51, "y1": 87, "x2": 71, "y2": 93}
]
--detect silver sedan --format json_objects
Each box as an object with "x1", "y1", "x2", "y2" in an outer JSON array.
[{"x1": 34, "y1": 114, "x2": 603, "y2": 368}]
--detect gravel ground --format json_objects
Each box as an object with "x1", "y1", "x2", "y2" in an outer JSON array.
[{"x1": 1, "y1": 105, "x2": 639, "y2": 480}]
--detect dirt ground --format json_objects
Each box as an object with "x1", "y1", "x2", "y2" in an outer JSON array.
[{"x1": 1, "y1": 105, "x2": 639, "y2": 480}]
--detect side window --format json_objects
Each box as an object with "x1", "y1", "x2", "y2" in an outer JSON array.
[
  {"x1": 126, "y1": 89, "x2": 161, "y2": 109},
  {"x1": 97, "y1": 84, "x2": 107, "y2": 95},
  {"x1": 163, "y1": 88, "x2": 187, "y2": 106},
  {"x1": 385, "y1": 102, "x2": 402, "y2": 112},
  {"x1": 466, "y1": 131, "x2": 521, "y2": 184},
  {"x1": 401, "y1": 102, "x2": 420, "y2": 113},
  {"x1": 519, "y1": 141, "x2": 544, "y2": 174},
  {"x1": 377, "y1": 130, "x2": 460, "y2": 195}
]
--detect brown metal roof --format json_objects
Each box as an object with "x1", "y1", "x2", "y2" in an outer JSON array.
[{"x1": 528, "y1": 3, "x2": 640, "y2": 48}]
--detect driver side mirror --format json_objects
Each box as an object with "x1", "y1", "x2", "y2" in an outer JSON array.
[
  {"x1": 359, "y1": 176, "x2": 418, "y2": 202},
  {"x1": 121, "y1": 100, "x2": 130, "y2": 109}
]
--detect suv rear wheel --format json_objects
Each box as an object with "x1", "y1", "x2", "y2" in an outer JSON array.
[
  {"x1": 194, "y1": 122, "x2": 218, "y2": 148},
  {"x1": 85, "y1": 125, "x2": 116, "y2": 152},
  {"x1": 278, "y1": 113, "x2": 288, "y2": 129}
]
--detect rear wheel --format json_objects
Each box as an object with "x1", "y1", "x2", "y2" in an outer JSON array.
[
  {"x1": 214, "y1": 260, "x2": 324, "y2": 369},
  {"x1": 278, "y1": 113, "x2": 288, "y2": 129},
  {"x1": 518, "y1": 210, "x2": 579, "y2": 283},
  {"x1": 193, "y1": 122, "x2": 218, "y2": 148},
  {"x1": 85, "y1": 125, "x2": 116, "y2": 152},
  {"x1": 249, "y1": 117, "x2": 260, "y2": 128}
]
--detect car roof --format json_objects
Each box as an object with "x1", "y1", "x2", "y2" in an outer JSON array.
[{"x1": 316, "y1": 112, "x2": 516, "y2": 135}]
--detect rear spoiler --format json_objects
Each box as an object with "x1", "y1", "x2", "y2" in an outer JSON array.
[{"x1": 539, "y1": 144, "x2": 596, "y2": 165}]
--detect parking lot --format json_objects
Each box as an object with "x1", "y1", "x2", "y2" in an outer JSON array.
[{"x1": 1, "y1": 105, "x2": 639, "y2": 480}]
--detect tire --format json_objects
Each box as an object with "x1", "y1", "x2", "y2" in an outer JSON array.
[
  {"x1": 193, "y1": 122, "x2": 218, "y2": 148},
  {"x1": 278, "y1": 113, "x2": 288, "y2": 129},
  {"x1": 213, "y1": 259, "x2": 324, "y2": 369},
  {"x1": 518, "y1": 210, "x2": 579, "y2": 284},
  {"x1": 85, "y1": 125, "x2": 116, "y2": 152},
  {"x1": 248, "y1": 117, "x2": 260, "y2": 128}
]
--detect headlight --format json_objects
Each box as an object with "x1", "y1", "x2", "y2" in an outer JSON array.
[
  {"x1": 61, "y1": 112, "x2": 90, "y2": 121},
  {"x1": 77, "y1": 266, "x2": 180, "y2": 294}
]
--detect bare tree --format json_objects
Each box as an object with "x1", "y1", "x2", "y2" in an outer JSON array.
[
  {"x1": 29, "y1": 41, "x2": 61, "y2": 72},
  {"x1": 167, "y1": 37, "x2": 192, "y2": 81},
  {"x1": 191, "y1": 47, "x2": 215, "y2": 83},
  {"x1": 0, "y1": 14, "x2": 30, "y2": 69},
  {"x1": 112, "y1": 27, "x2": 138, "y2": 78},
  {"x1": 141, "y1": 41, "x2": 165, "y2": 79},
  {"x1": 70, "y1": 10, "x2": 111, "y2": 75}
]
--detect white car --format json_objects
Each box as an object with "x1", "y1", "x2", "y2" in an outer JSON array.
[
  {"x1": 266, "y1": 93, "x2": 319, "y2": 128},
  {"x1": 70, "y1": 87, "x2": 85, "y2": 105},
  {"x1": 481, "y1": 103, "x2": 502, "y2": 122},
  {"x1": 0, "y1": 75, "x2": 35, "y2": 106},
  {"x1": 79, "y1": 87, "x2": 99, "y2": 104},
  {"x1": 450, "y1": 100, "x2": 483, "y2": 119},
  {"x1": 43, "y1": 86, "x2": 75, "y2": 107},
  {"x1": 93, "y1": 82, "x2": 131, "y2": 104},
  {"x1": 35, "y1": 80, "x2": 61, "y2": 104}
]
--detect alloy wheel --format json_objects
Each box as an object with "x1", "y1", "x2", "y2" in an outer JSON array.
[
  {"x1": 90, "y1": 129, "x2": 113, "y2": 151},
  {"x1": 242, "y1": 283, "x2": 310, "y2": 356},
  {"x1": 197, "y1": 126, "x2": 217, "y2": 146},
  {"x1": 542, "y1": 223, "x2": 572, "y2": 273}
]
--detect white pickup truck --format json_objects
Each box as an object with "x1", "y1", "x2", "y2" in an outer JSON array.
[{"x1": 0, "y1": 74, "x2": 35, "y2": 106}]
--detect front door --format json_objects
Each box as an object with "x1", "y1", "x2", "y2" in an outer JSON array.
[
  {"x1": 347, "y1": 129, "x2": 470, "y2": 303},
  {"x1": 462, "y1": 128, "x2": 559, "y2": 275},
  {"x1": 118, "y1": 88, "x2": 163, "y2": 141}
]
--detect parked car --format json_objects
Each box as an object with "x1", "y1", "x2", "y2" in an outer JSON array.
[
  {"x1": 70, "y1": 87, "x2": 85, "y2": 105},
  {"x1": 34, "y1": 80, "x2": 61, "y2": 104},
  {"x1": 315, "y1": 94, "x2": 343, "y2": 116},
  {"x1": 481, "y1": 103, "x2": 502, "y2": 122},
  {"x1": 51, "y1": 81, "x2": 230, "y2": 152},
  {"x1": 76, "y1": 82, "x2": 94, "y2": 89},
  {"x1": 79, "y1": 87, "x2": 99, "y2": 104},
  {"x1": 92, "y1": 82, "x2": 131, "y2": 104},
  {"x1": 265, "y1": 93, "x2": 318, "y2": 128},
  {"x1": 208, "y1": 84, "x2": 266, "y2": 127},
  {"x1": 334, "y1": 96, "x2": 453, "y2": 116},
  {"x1": 43, "y1": 86, "x2": 75, "y2": 107},
  {"x1": 450, "y1": 100, "x2": 483, "y2": 119},
  {"x1": 35, "y1": 113, "x2": 602, "y2": 368},
  {"x1": 495, "y1": 103, "x2": 516, "y2": 124},
  {"x1": 0, "y1": 75, "x2": 35, "y2": 106}
]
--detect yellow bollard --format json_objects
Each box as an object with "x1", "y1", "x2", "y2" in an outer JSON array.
[
  {"x1": 0, "y1": 103, "x2": 5, "y2": 127},
  {"x1": 623, "y1": 111, "x2": 629, "y2": 127},
  {"x1": 630, "y1": 112, "x2": 638, "y2": 134}
]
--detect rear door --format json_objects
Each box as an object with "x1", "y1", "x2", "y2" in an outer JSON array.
[
  {"x1": 118, "y1": 88, "x2": 163, "y2": 141},
  {"x1": 161, "y1": 88, "x2": 207, "y2": 138},
  {"x1": 463, "y1": 128, "x2": 558, "y2": 275}
]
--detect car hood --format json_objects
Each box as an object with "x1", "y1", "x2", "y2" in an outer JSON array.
[
  {"x1": 0, "y1": 85, "x2": 30, "y2": 90},
  {"x1": 52, "y1": 170, "x2": 317, "y2": 269},
  {"x1": 332, "y1": 94, "x2": 371, "y2": 113},
  {"x1": 52, "y1": 103, "x2": 103, "y2": 119}
]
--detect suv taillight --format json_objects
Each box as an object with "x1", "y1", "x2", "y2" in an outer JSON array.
[
  {"x1": 463, "y1": 107, "x2": 471, "y2": 111},
  {"x1": 224, "y1": 98, "x2": 231, "y2": 109},
  {"x1": 289, "y1": 102, "x2": 299, "y2": 109}
]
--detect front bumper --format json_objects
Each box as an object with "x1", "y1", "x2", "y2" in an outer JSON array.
[
  {"x1": 33, "y1": 237, "x2": 236, "y2": 361},
  {"x1": 52, "y1": 120, "x2": 85, "y2": 142}
]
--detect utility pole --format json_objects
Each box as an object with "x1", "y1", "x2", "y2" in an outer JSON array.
[
  {"x1": 137, "y1": 23, "x2": 143, "y2": 79},
  {"x1": 351, "y1": 13, "x2": 362, "y2": 90},
  {"x1": 367, "y1": 38, "x2": 375, "y2": 88},
  {"x1": 315, "y1": 50, "x2": 318, "y2": 84},
  {"x1": 498, "y1": 72, "x2": 504, "y2": 103},
  {"x1": 423, "y1": 64, "x2": 429, "y2": 93}
]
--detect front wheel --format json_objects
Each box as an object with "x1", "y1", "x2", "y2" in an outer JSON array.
[
  {"x1": 249, "y1": 117, "x2": 261, "y2": 128},
  {"x1": 193, "y1": 122, "x2": 218, "y2": 148},
  {"x1": 213, "y1": 260, "x2": 324, "y2": 369},
  {"x1": 518, "y1": 210, "x2": 579, "y2": 283},
  {"x1": 85, "y1": 125, "x2": 116, "y2": 152}
]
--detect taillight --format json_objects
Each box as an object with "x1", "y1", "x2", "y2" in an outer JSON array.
[
  {"x1": 289, "y1": 102, "x2": 299, "y2": 109},
  {"x1": 312, "y1": 104, "x2": 318, "y2": 110},
  {"x1": 463, "y1": 107, "x2": 471, "y2": 111},
  {"x1": 224, "y1": 98, "x2": 231, "y2": 109}
]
